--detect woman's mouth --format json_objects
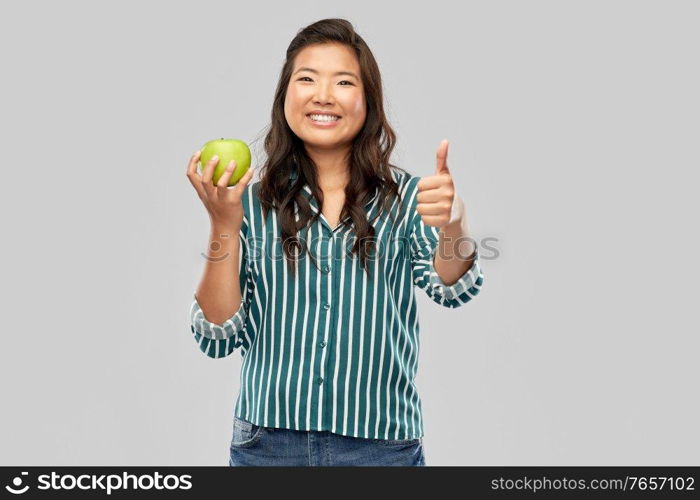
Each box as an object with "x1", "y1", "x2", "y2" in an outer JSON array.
[{"x1": 306, "y1": 114, "x2": 342, "y2": 128}]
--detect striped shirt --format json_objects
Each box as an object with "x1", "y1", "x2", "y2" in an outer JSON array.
[{"x1": 189, "y1": 167, "x2": 485, "y2": 440}]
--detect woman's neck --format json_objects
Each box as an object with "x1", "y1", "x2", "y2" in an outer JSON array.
[{"x1": 306, "y1": 146, "x2": 351, "y2": 191}]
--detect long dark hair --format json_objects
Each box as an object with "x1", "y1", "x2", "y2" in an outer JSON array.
[{"x1": 256, "y1": 18, "x2": 408, "y2": 277}]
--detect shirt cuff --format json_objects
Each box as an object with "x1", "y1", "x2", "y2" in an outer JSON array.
[
  {"x1": 190, "y1": 292, "x2": 247, "y2": 340},
  {"x1": 427, "y1": 246, "x2": 482, "y2": 301}
]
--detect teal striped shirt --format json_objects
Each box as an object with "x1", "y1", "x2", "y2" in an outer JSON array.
[{"x1": 189, "y1": 167, "x2": 484, "y2": 440}]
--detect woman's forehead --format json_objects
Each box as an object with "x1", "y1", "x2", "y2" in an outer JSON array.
[{"x1": 294, "y1": 44, "x2": 359, "y2": 70}]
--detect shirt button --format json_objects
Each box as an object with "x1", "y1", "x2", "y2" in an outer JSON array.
[
  {"x1": 317, "y1": 377, "x2": 324, "y2": 384},
  {"x1": 319, "y1": 340, "x2": 326, "y2": 348},
  {"x1": 322, "y1": 265, "x2": 330, "y2": 273},
  {"x1": 323, "y1": 303, "x2": 331, "y2": 310}
]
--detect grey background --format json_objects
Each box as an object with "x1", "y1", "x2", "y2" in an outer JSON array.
[{"x1": 1, "y1": 0, "x2": 698, "y2": 466}]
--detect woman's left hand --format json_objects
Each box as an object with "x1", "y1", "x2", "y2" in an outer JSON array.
[{"x1": 416, "y1": 139, "x2": 466, "y2": 229}]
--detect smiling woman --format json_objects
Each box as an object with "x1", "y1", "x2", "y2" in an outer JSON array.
[{"x1": 187, "y1": 17, "x2": 485, "y2": 468}]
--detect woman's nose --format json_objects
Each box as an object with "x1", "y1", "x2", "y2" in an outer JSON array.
[{"x1": 313, "y1": 84, "x2": 335, "y2": 104}]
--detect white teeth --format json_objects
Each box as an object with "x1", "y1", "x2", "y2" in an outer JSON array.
[{"x1": 309, "y1": 114, "x2": 340, "y2": 122}]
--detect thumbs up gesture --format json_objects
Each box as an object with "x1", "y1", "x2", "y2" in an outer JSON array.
[{"x1": 416, "y1": 139, "x2": 466, "y2": 229}]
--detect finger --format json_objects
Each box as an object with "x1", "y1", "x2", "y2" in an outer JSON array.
[
  {"x1": 417, "y1": 174, "x2": 445, "y2": 192},
  {"x1": 415, "y1": 188, "x2": 443, "y2": 204},
  {"x1": 186, "y1": 150, "x2": 201, "y2": 177},
  {"x1": 216, "y1": 160, "x2": 237, "y2": 189},
  {"x1": 435, "y1": 139, "x2": 450, "y2": 175},
  {"x1": 201, "y1": 155, "x2": 219, "y2": 197},
  {"x1": 420, "y1": 214, "x2": 448, "y2": 228},
  {"x1": 186, "y1": 151, "x2": 207, "y2": 199},
  {"x1": 417, "y1": 201, "x2": 451, "y2": 216}
]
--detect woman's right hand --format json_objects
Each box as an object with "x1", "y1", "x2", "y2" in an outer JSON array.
[{"x1": 186, "y1": 151, "x2": 255, "y2": 229}]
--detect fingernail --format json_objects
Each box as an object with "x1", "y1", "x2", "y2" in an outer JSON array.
[{"x1": 212, "y1": 155, "x2": 218, "y2": 161}]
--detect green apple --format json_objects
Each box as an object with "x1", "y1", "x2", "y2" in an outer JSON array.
[{"x1": 199, "y1": 138, "x2": 251, "y2": 186}]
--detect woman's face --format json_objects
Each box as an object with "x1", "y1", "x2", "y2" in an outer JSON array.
[{"x1": 284, "y1": 43, "x2": 366, "y2": 152}]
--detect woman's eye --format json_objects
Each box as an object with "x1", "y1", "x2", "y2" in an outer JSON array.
[{"x1": 297, "y1": 77, "x2": 353, "y2": 86}]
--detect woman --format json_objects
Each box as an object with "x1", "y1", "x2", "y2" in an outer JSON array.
[{"x1": 186, "y1": 18, "x2": 484, "y2": 466}]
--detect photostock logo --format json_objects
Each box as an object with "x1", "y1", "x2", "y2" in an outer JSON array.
[
  {"x1": 5, "y1": 471, "x2": 29, "y2": 494},
  {"x1": 3, "y1": 471, "x2": 193, "y2": 495},
  {"x1": 199, "y1": 233, "x2": 501, "y2": 265},
  {"x1": 201, "y1": 232, "x2": 232, "y2": 262}
]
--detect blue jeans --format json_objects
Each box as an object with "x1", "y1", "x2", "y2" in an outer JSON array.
[{"x1": 228, "y1": 415, "x2": 426, "y2": 466}]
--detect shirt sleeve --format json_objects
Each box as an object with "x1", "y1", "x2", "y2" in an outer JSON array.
[
  {"x1": 408, "y1": 192, "x2": 485, "y2": 308},
  {"x1": 189, "y1": 213, "x2": 255, "y2": 359}
]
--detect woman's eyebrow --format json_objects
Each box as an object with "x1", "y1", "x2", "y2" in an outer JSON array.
[{"x1": 294, "y1": 67, "x2": 359, "y2": 79}]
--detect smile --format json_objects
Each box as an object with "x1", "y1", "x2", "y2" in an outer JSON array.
[{"x1": 306, "y1": 114, "x2": 342, "y2": 127}]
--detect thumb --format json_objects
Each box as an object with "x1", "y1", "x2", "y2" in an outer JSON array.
[{"x1": 435, "y1": 139, "x2": 450, "y2": 175}]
